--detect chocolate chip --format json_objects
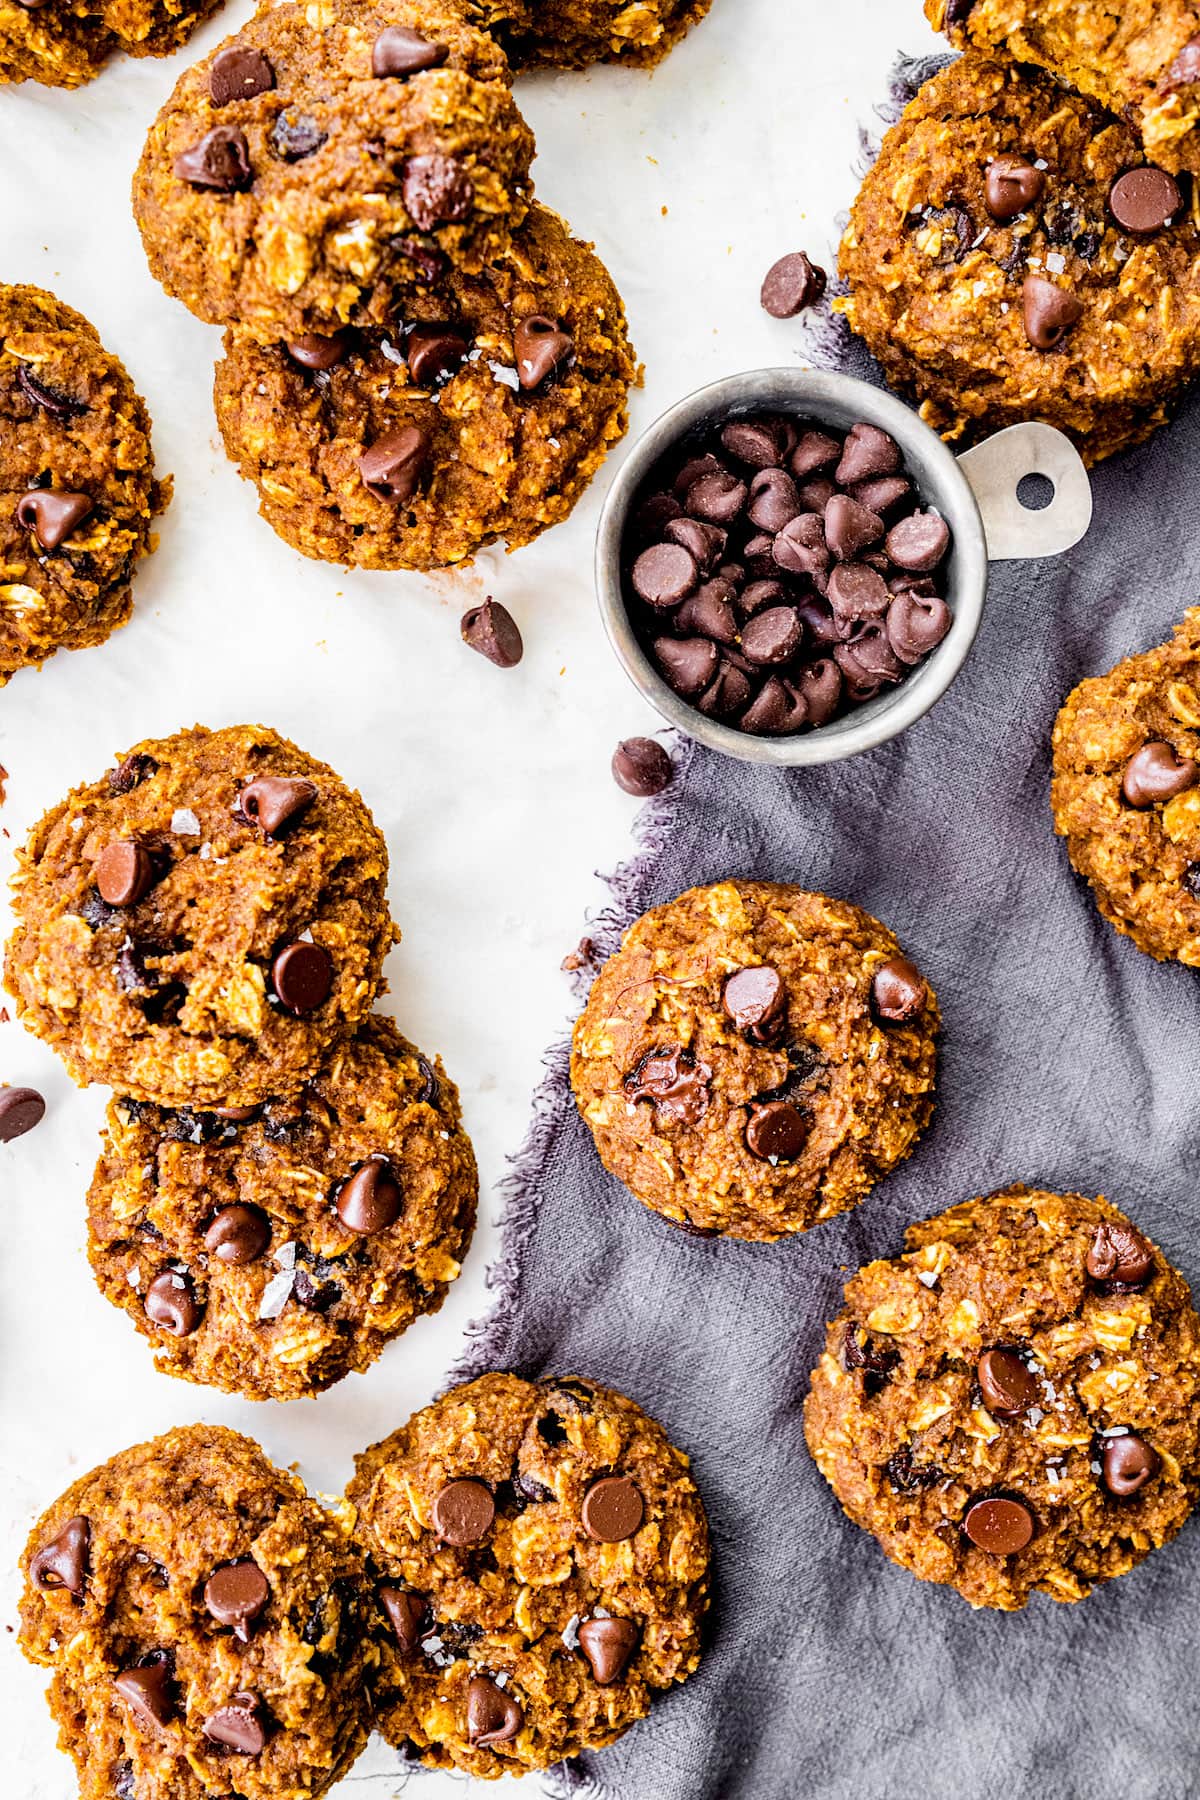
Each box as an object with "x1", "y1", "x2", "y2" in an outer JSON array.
[
  {"x1": 871, "y1": 956, "x2": 926, "y2": 1022},
  {"x1": 841, "y1": 1328, "x2": 899, "y2": 1388},
  {"x1": 16, "y1": 489, "x2": 93, "y2": 550},
  {"x1": 631, "y1": 541, "x2": 698, "y2": 607},
  {"x1": 795, "y1": 657, "x2": 843, "y2": 724},
  {"x1": 886, "y1": 510, "x2": 951, "y2": 572},
  {"x1": 1121, "y1": 741, "x2": 1196, "y2": 807},
  {"x1": 203, "y1": 1692, "x2": 266, "y2": 1754},
  {"x1": 797, "y1": 475, "x2": 836, "y2": 513},
  {"x1": 271, "y1": 110, "x2": 325, "y2": 160},
  {"x1": 673, "y1": 452, "x2": 726, "y2": 499},
  {"x1": 828, "y1": 562, "x2": 890, "y2": 621},
  {"x1": 723, "y1": 964, "x2": 787, "y2": 1045},
  {"x1": 0, "y1": 1085, "x2": 45, "y2": 1142},
  {"x1": 144, "y1": 1268, "x2": 202, "y2": 1336},
  {"x1": 851, "y1": 474, "x2": 911, "y2": 515},
  {"x1": 286, "y1": 331, "x2": 351, "y2": 371},
  {"x1": 887, "y1": 592, "x2": 952, "y2": 663},
  {"x1": 721, "y1": 418, "x2": 786, "y2": 467},
  {"x1": 977, "y1": 1348, "x2": 1040, "y2": 1417},
  {"x1": 581, "y1": 1475, "x2": 644, "y2": 1542},
  {"x1": 795, "y1": 596, "x2": 840, "y2": 645},
  {"x1": 697, "y1": 657, "x2": 754, "y2": 717},
  {"x1": 790, "y1": 430, "x2": 841, "y2": 478},
  {"x1": 578, "y1": 1615, "x2": 639, "y2": 1685},
  {"x1": 835, "y1": 423, "x2": 901, "y2": 485},
  {"x1": 684, "y1": 468, "x2": 747, "y2": 526},
  {"x1": 433, "y1": 1478, "x2": 495, "y2": 1545},
  {"x1": 175, "y1": 126, "x2": 252, "y2": 191},
  {"x1": 16, "y1": 363, "x2": 85, "y2": 418},
  {"x1": 1086, "y1": 1222, "x2": 1154, "y2": 1289},
  {"x1": 883, "y1": 1444, "x2": 942, "y2": 1491},
  {"x1": 741, "y1": 676, "x2": 807, "y2": 735},
  {"x1": 624, "y1": 1044, "x2": 711, "y2": 1124},
  {"x1": 740, "y1": 605, "x2": 804, "y2": 667},
  {"x1": 270, "y1": 941, "x2": 332, "y2": 1014},
  {"x1": 394, "y1": 235, "x2": 447, "y2": 284},
  {"x1": 1109, "y1": 166, "x2": 1181, "y2": 234},
  {"x1": 205, "y1": 1204, "x2": 270, "y2": 1265},
  {"x1": 1101, "y1": 1433, "x2": 1161, "y2": 1497},
  {"x1": 204, "y1": 1561, "x2": 269, "y2": 1640},
  {"x1": 407, "y1": 323, "x2": 469, "y2": 387},
  {"x1": 467, "y1": 1674, "x2": 522, "y2": 1747},
  {"x1": 984, "y1": 155, "x2": 1046, "y2": 222},
  {"x1": 747, "y1": 467, "x2": 801, "y2": 533},
  {"x1": 108, "y1": 753, "x2": 156, "y2": 795},
  {"x1": 403, "y1": 154, "x2": 472, "y2": 229},
  {"x1": 652, "y1": 634, "x2": 720, "y2": 697},
  {"x1": 31, "y1": 1514, "x2": 89, "y2": 1596},
  {"x1": 663, "y1": 516, "x2": 726, "y2": 572},
  {"x1": 293, "y1": 1266, "x2": 341, "y2": 1312},
  {"x1": 745, "y1": 1099, "x2": 808, "y2": 1161},
  {"x1": 612, "y1": 737, "x2": 672, "y2": 796},
  {"x1": 944, "y1": 0, "x2": 976, "y2": 22},
  {"x1": 359, "y1": 425, "x2": 430, "y2": 502},
  {"x1": 336, "y1": 1156, "x2": 403, "y2": 1233},
  {"x1": 94, "y1": 840, "x2": 155, "y2": 908},
  {"x1": 760, "y1": 251, "x2": 826, "y2": 318},
  {"x1": 380, "y1": 1586, "x2": 427, "y2": 1651},
  {"x1": 1162, "y1": 35, "x2": 1200, "y2": 90},
  {"x1": 513, "y1": 314, "x2": 574, "y2": 389},
  {"x1": 209, "y1": 47, "x2": 274, "y2": 106},
  {"x1": 737, "y1": 577, "x2": 786, "y2": 618},
  {"x1": 963, "y1": 1496, "x2": 1035, "y2": 1555},
  {"x1": 1184, "y1": 861, "x2": 1200, "y2": 899},
  {"x1": 238, "y1": 776, "x2": 317, "y2": 835},
  {"x1": 461, "y1": 597, "x2": 523, "y2": 667},
  {"x1": 114, "y1": 1653, "x2": 175, "y2": 1729},
  {"x1": 824, "y1": 493, "x2": 884, "y2": 561},
  {"x1": 372, "y1": 25, "x2": 449, "y2": 77},
  {"x1": 773, "y1": 512, "x2": 830, "y2": 580},
  {"x1": 1022, "y1": 275, "x2": 1083, "y2": 350}
]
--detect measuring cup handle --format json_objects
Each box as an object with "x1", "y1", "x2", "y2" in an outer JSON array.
[{"x1": 957, "y1": 421, "x2": 1092, "y2": 561}]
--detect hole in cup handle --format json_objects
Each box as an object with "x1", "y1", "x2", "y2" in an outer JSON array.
[{"x1": 956, "y1": 421, "x2": 1092, "y2": 562}]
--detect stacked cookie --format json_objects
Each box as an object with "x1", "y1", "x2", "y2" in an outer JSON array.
[
  {"x1": 132, "y1": 0, "x2": 640, "y2": 572},
  {"x1": 3, "y1": 722, "x2": 479, "y2": 1401}
]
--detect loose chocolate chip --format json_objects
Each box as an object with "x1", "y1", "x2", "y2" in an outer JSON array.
[
  {"x1": 790, "y1": 430, "x2": 841, "y2": 478},
  {"x1": 697, "y1": 658, "x2": 754, "y2": 717},
  {"x1": 740, "y1": 605, "x2": 804, "y2": 667},
  {"x1": 1086, "y1": 1222, "x2": 1154, "y2": 1289},
  {"x1": 871, "y1": 956, "x2": 926, "y2": 1022},
  {"x1": 673, "y1": 452, "x2": 726, "y2": 499},
  {"x1": 664, "y1": 516, "x2": 726, "y2": 572},
  {"x1": 238, "y1": 776, "x2": 317, "y2": 836},
  {"x1": 795, "y1": 597, "x2": 840, "y2": 646},
  {"x1": 578, "y1": 1615, "x2": 639, "y2": 1684},
  {"x1": 513, "y1": 314, "x2": 574, "y2": 389},
  {"x1": 433, "y1": 1478, "x2": 495, "y2": 1545},
  {"x1": 886, "y1": 510, "x2": 951, "y2": 572},
  {"x1": 631, "y1": 541, "x2": 698, "y2": 607},
  {"x1": 286, "y1": 331, "x2": 351, "y2": 371},
  {"x1": 271, "y1": 941, "x2": 332, "y2": 1014},
  {"x1": 581, "y1": 1475, "x2": 644, "y2": 1542},
  {"x1": 624, "y1": 1044, "x2": 711, "y2": 1124},
  {"x1": 1101, "y1": 1433, "x2": 1161, "y2": 1497},
  {"x1": 203, "y1": 1692, "x2": 266, "y2": 1755},
  {"x1": 773, "y1": 512, "x2": 829, "y2": 580},
  {"x1": 687, "y1": 469, "x2": 748, "y2": 525},
  {"x1": 1121, "y1": 741, "x2": 1196, "y2": 807},
  {"x1": 115, "y1": 1653, "x2": 175, "y2": 1729},
  {"x1": 336, "y1": 1155, "x2": 403, "y2": 1233},
  {"x1": 16, "y1": 363, "x2": 85, "y2": 418},
  {"x1": 741, "y1": 677, "x2": 807, "y2": 735},
  {"x1": 828, "y1": 562, "x2": 890, "y2": 622},
  {"x1": 0, "y1": 1085, "x2": 45, "y2": 1142},
  {"x1": 887, "y1": 592, "x2": 952, "y2": 663},
  {"x1": 175, "y1": 126, "x2": 252, "y2": 192},
  {"x1": 723, "y1": 965, "x2": 787, "y2": 1045},
  {"x1": 31, "y1": 1514, "x2": 89, "y2": 1595},
  {"x1": 372, "y1": 25, "x2": 450, "y2": 77},
  {"x1": 977, "y1": 1348, "x2": 1040, "y2": 1417},
  {"x1": 467, "y1": 1674, "x2": 523, "y2": 1747},
  {"x1": 461, "y1": 597, "x2": 523, "y2": 667},
  {"x1": 1162, "y1": 34, "x2": 1200, "y2": 90},
  {"x1": 745, "y1": 1099, "x2": 808, "y2": 1161},
  {"x1": 359, "y1": 425, "x2": 431, "y2": 502},
  {"x1": 760, "y1": 251, "x2": 827, "y2": 318},
  {"x1": 721, "y1": 418, "x2": 786, "y2": 467},
  {"x1": 612, "y1": 737, "x2": 672, "y2": 796},
  {"x1": 851, "y1": 474, "x2": 911, "y2": 515},
  {"x1": 835, "y1": 423, "x2": 901, "y2": 486},
  {"x1": 144, "y1": 1269, "x2": 202, "y2": 1336},
  {"x1": 380, "y1": 1586, "x2": 427, "y2": 1651},
  {"x1": 737, "y1": 577, "x2": 786, "y2": 618},
  {"x1": 1022, "y1": 275, "x2": 1083, "y2": 350},
  {"x1": 407, "y1": 324, "x2": 469, "y2": 387},
  {"x1": 271, "y1": 111, "x2": 326, "y2": 160},
  {"x1": 16, "y1": 488, "x2": 93, "y2": 550},
  {"x1": 403, "y1": 154, "x2": 472, "y2": 229},
  {"x1": 963, "y1": 1496, "x2": 1035, "y2": 1555},
  {"x1": 747, "y1": 467, "x2": 801, "y2": 533},
  {"x1": 984, "y1": 155, "x2": 1046, "y2": 222},
  {"x1": 824, "y1": 493, "x2": 885, "y2": 561},
  {"x1": 204, "y1": 1560, "x2": 270, "y2": 1640},
  {"x1": 95, "y1": 841, "x2": 155, "y2": 908},
  {"x1": 653, "y1": 634, "x2": 720, "y2": 697},
  {"x1": 205, "y1": 1204, "x2": 270, "y2": 1266},
  {"x1": 797, "y1": 475, "x2": 836, "y2": 513},
  {"x1": 1109, "y1": 166, "x2": 1182, "y2": 234},
  {"x1": 796, "y1": 657, "x2": 843, "y2": 724},
  {"x1": 209, "y1": 47, "x2": 274, "y2": 106}
]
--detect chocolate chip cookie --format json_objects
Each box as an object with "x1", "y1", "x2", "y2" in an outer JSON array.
[
  {"x1": 464, "y1": 0, "x2": 713, "y2": 69},
  {"x1": 928, "y1": 0, "x2": 1200, "y2": 176},
  {"x1": 347, "y1": 1373, "x2": 709, "y2": 1776},
  {"x1": 133, "y1": 0, "x2": 535, "y2": 341},
  {"x1": 4, "y1": 724, "x2": 396, "y2": 1108},
  {"x1": 805, "y1": 1186, "x2": 1200, "y2": 1610},
  {"x1": 570, "y1": 880, "x2": 939, "y2": 1242},
  {"x1": 86, "y1": 1016, "x2": 477, "y2": 1401},
  {"x1": 839, "y1": 52, "x2": 1200, "y2": 464},
  {"x1": 1051, "y1": 607, "x2": 1200, "y2": 964},
  {"x1": 213, "y1": 202, "x2": 636, "y2": 570},
  {"x1": 20, "y1": 1424, "x2": 373, "y2": 1800},
  {"x1": 1, "y1": 284, "x2": 168, "y2": 687},
  {"x1": 0, "y1": 0, "x2": 222, "y2": 89}
]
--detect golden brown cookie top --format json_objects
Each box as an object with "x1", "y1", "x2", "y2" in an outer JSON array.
[
  {"x1": 0, "y1": 0, "x2": 222, "y2": 87},
  {"x1": 464, "y1": 0, "x2": 714, "y2": 69}
]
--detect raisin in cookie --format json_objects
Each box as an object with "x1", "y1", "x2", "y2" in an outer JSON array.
[
  {"x1": 20, "y1": 1425, "x2": 372, "y2": 1800},
  {"x1": 213, "y1": 203, "x2": 635, "y2": 570},
  {"x1": 133, "y1": 0, "x2": 534, "y2": 341},
  {"x1": 805, "y1": 1186, "x2": 1200, "y2": 1610},
  {"x1": 928, "y1": 0, "x2": 1200, "y2": 177},
  {"x1": 0, "y1": 0, "x2": 222, "y2": 88},
  {"x1": 570, "y1": 880, "x2": 938, "y2": 1242},
  {"x1": 464, "y1": 0, "x2": 713, "y2": 69},
  {"x1": 839, "y1": 52, "x2": 1200, "y2": 464},
  {"x1": 4, "y1": 724, "x2": 395, "y2": 1107},
  {"x1": 1051, "y1": 607, "x2": 1200, "y2": 964},
  {"x1": 347, "y1": 1373, "x2": 709, "y2": 1776},
  {"x1": 1, "y1": 284, "x2": 168, "y2": 686},
  {"x1": 86, "y1": 1016, "x2": 477, "y2": 1401}
]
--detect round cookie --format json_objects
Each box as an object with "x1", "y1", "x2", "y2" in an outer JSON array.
[
  {"x1": 839, "y1": 52, "x2": 1200, "y2": 465},
  {"x1": 133, "y1": 0, "x2": 535, "y2": 340},
  {"x1": 19, "y1": 1424, "x2": 373, "y2": 1800},
  {"x1": 1051, "y1": 608, "x2": 1200, "y2": 964},
  {"x1": 213, "y1": 203, "x2": 636, "y2": 570},
  {"x1": 463, "y1": 0, "x2": 713, "y2": 69},
  {"x1": 3, "y1": 724, "x2": 396, "y2": 1107},
  {"x1": 805, "y1": 1186, "x2": 1200, "y2": 1610},
  {"x1": 86, "y1": 1016, "x2": 477, "y2": 1400},
  {"x1": 570, "y1": 880, "x2": 938, "y2": 1242},
  {"x1": 0, "y1": 0, "x2": 221, "y2": 88},
  {"x1": 347, "y1": 1373, "x2": 709, "y2": 1776},
  {"x1": 1, "y1": 284, "x2": 168, "y2": 686}
]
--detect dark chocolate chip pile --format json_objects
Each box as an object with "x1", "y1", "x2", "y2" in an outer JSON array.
[{"x1": 622, "y1": 412, "x2": 954, "y2": 738}]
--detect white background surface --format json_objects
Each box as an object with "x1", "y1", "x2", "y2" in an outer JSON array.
[{"x1": 0, "y1": 2, "x2": 942, "y2": 1791}]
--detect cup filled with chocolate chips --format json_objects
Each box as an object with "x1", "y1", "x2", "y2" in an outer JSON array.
[{"x1": 596, "y1": 369, "x2": 1092, "y2": 764}]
